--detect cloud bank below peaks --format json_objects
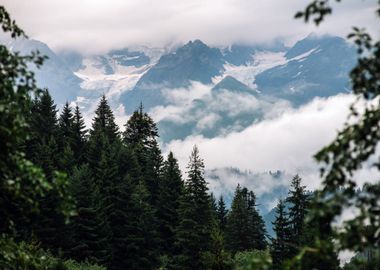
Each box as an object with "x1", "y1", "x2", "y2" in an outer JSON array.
[{"x1": 163, "y1": 94, "x2": 358, "y2": 191}]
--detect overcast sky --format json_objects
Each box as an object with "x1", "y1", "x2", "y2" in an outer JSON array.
[{"x1": 2, "y1": 0, "x2": 379, "y2": 53}]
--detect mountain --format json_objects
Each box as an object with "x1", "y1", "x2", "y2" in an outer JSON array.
[
  {"x1": 3, "y1": 34, "x2": 357, "y2": 142},
  {"x1": 4, "y1": 38, "x2": 83, "y2": 104},
  {"x1": 156, "y1": 75, "x2": 265, "y2": 142},
  {"x1": 254, "y1": 35, "x2": 356, "y2": 104},
  {"x1": 212, "y1": 76, "x2": 256, "y2": 94},
  {"x1": 222, "y1": 41, "x2": 287, "y2": 66},
  {"x1": 120, "y1": 40, "x2": 226, "y2": 112}
]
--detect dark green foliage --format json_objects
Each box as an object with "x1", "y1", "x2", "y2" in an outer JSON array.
[
  {"x1": 27, "y1": 90, "x2": 59, "y2": 176},
  {"x1": 0, "y1": 5, "x2": 73, "y2": 268},
  {"x1": 70, "y1": 165, "x2": 110, "y2": 265},
  {"x1": 123, "y1": 104, "x2": 159, "y2": 147},
  {"x1": 108, "y1": 174, "x2": 134, "y2": 270},
  {"x1": 25, "y1": 90, "x2": 71, "y2": 253},
  {"x1": 58, "y1": 102, "x2": 86, "y2": 171},
  {"x1": 0, "y1": 236, "x2": 66, "y2": 270},
  {"x1": 156, "y1": 152, "x2": 184, "y2": 257},
  {"x1": 58, "y1": 102, "x2": 75, "y2": 149},
  {"x1": 226, "y1": 185, "x2": 249, "y2": 253},
  {"x1": 90, "y1": 95, "x2": 119, "y2": 144},
  {"x1": 87, "y1": 95, "x2": 120, "y2": 168},
  {"x1": 123, "y1": 104, "x2": 163, "y2": 204},
  {"x1": 71, "y1": 105, "x2": 87, "y2": 164},
  {"x1": 124, "y1": 181, "x2": 158, "y2": 270},
  {"x1": 246, "y1": 190, "x2": 267, "y2": 251},
  {"x1": 233, "y1": 250, "x2": 272, "y2": 270},
  {"x1": 204, "y1": 228, "x2": 233, "y2": 270},
  {"x1": 286, "y1": 175, "x2": 309, "y2": 256},
  {"x1": 226, "y1": 185, "x2": 267, "y2": 254},
  {"x1": 173, "y1": 146, "x2": 214, "y2": 269},
  {"x1": 216, "y1": 195, "x2": 228, "y2": 233},
  {"x1": 270, "y1": 199, "x2": 291, "y2": 270}
]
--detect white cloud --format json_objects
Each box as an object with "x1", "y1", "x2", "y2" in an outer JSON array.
[
  {"x1": 2, "y1": 0, "x2": 378, "y2": 53},
  {"x1": 196, "y1": 113, "x2": 222, "y2": 130},
  {"x1": 162, "y1": 81, "x2": 211, "y2": 105},
  {"x1": 164, "y1": 94, "x2": 359, "y2": 190}
]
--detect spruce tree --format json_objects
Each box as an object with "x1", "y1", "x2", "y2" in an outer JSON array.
[
  {"x1": 210, "y1": 193, "x2": 218, "y2": 219},
  {"x1": 173, "y1": 146, "x2": 214, "y2": 270},
  {"x1": 206, "y1": 228, "x2": 232, "y2": 270},
  {"x1": 27, "y1": 89, "x2": 59, "y2": 174},
  {"x1": 124, "y1": 181, "x2": 158, "y2": 270},
  {"x1": 57, "y1": 102, "x2": 76, "y2": 173},
  {"x1": 108, "y1": 175, "x2": 134, "y2": 270},
  {"x1": 271, "y1": 199, "x2": 291, "y2": 270},
  {"x1": 72, "y1": 105, "x2": 87, "y2": 164},
  {"x1": 90, "y1": 95, "x2": 119, "y2": 144},
  {"x1": 286, "y1": 175, "x2": 309, "y2": 256},
  {"x1": 246, "y1": 190, "x2": 267, "y2": 250},
  {"x1": 216, "y1": 195, "x2": 228, "y2": 233},
  {"x1": 88, "y1": 96, "x2": 119, "y2": 167},
  {"x1": 25, "y1": 90, "x2": 67, "y2": 252},
  {"x1": 156, "y1": 152, "x2": 184, "y2": 257},
  {"x1": 123, "y1": 105, "x2": 163, "y2": 204},
  {"x1": 58, "y1": 102, "x2": 74, "y2": 148},
  {"x1": 70, "y1": 165, "x2": 110, "y2": 265},
  {"x1": 226, "y1": 185, "x2": 250, "y2": 253},
  {"x1": 226, "y1": 185, "x2": 267, "y2": 253},
  {"x1": 87, "y1": 95, "x2": 121, "y2": 266}
]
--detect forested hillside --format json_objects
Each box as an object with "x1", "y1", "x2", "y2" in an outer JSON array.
[{"x1": 19, "y1": 89, "x2": 320, "y2": 269}]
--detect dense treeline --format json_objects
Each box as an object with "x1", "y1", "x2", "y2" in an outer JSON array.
[{"x1": 16, "y1": 88, "x2": 327, "y2": 269}]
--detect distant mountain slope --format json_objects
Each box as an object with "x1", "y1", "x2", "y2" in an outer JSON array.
[
  {"x1": 121, "y1": 40, "x2": 226, "y2": 112},
  {"x1": 222, "y1": 41, "x2": 287, "y2": 66},
  {"x1": 2, "y1": 34, "x2": 358, "y2": 143},
  {"x1": 254, "y1": 35, "x2": 356, "y2": 104},
  {"x1": 212, "y1": 76, "x2": 256, "y2": 94},
  {"x1": 136, "y1": 39, "x2": 225, "y2": 88},
  {"x1": 4, "y1": 38, "x2": 82, "y2": 105}
]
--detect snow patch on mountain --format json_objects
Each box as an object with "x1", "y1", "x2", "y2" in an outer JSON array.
[
  {"x1": 75, "y1": 60, "x2": 152, "y2": 98},
  {"x1": 219, "y1": 51, "x2": 287, "y2": 89}
]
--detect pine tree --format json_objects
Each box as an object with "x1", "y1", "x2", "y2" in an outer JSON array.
[
  {"x1": 226, "y1": 185, "x2": 267, "y2": 253},
  {"x1": 206, "y1": 228, "x2": 232, "y2": 270},
  {"x1": 123, "y1": 103, "x2": 158, "y2": 148},
  {"x1": 87, "y1": 96, "x2": 120, "y2": 167},
  {"x1": 156, "y1": 152, "x2": 184, "y2": 257},
  {"x1": 123, "y1": 105, "x2": 163, "y2": 204},
  {"x1": 216, "y1": 195, "x2": 228, "y2": 233},
  {"x1": 210, "y1": 193, "x2": 218, "y2": 219},
  {"x1": 86, "y1": 96, "x2": 121, "y2": 266},
  {"x1": 108, "y1": 175, "x2": 134, "y2": 270},
  {"x1": 246, "y1": 190, "x2": 267, "y2": 250},
  {"x1": 90, "y1": 95, "x2": 119, "y2": 144},
  {"x1": 58, "y1": 102, "x2": 74, "y2": 148},
  {"x1": 124, "y1": 181, "x2": 159, "y2": 270},
  {"x1": 226, "y1": 185, "x2": 250, "y2": 253},
  {"x1": 286, "y1": 175, "x2": 309, "y2": 256},
  {"x1": 57, "y1": 102, "x2": 76, "y2": 173},
  {"x1": 70, "y1": 165, "x2": 110, "y2": 265},
  {"x1": 173, "y1": 146, "x2": 214, "y2": 270},
  {"x1": 271, "y1": 199, "x2": 291, "y2": 270},
  {"x1": 25, "y1": 90, "x2": 67, "y2": 253},
  {"x1": 72, "y1": 105, "x2": 87, "y2": 164},
  {"x1": 27, "y1": 90, "x2": 59, "y2": 174}
]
